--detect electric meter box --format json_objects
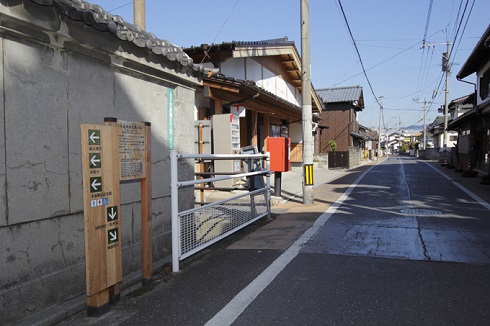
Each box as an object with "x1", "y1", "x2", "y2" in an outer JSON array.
[
  {"x1": 267, "y1": 137, "x2": 291, "y2": 172},
  {"x1": 212, "y1": 114, "x2": 241, "y2": 187}
]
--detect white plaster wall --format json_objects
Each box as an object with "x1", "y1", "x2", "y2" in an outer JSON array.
[
  {"x1": 262, "y1": 67, "x2": 276, "y2": 94},
  {"x1": 287, "y1": 82, "x2": 300, "y2": 106},
  {"x1": 221, "y1": 57, "x2": 245, "y2": 80},
  {"x1": 246, "y1": 58, "x2": 262, "y2": 86},
  {"x1": 276, "y1": 76, "x2": 287, "y2": 101},
  {"x1": 221, "y1": 57, "x2": 301, "y2": 108}
]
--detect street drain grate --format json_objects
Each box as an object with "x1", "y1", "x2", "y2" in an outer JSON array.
[{"x1": 400, "y1": 209, "x2": 442, "y2": 216}]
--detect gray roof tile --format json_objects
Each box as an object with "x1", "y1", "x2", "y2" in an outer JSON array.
[
  {"x1": 28, "y1": 0, "x2": 214, "y2": 75},
  {"x1": 316, "y1": 86, "x2": 363, "y2": 103}
]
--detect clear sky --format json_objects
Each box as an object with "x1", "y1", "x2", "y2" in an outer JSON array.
[{"x1": 93, "y1": 0, "x2": 488, "y2": 133}]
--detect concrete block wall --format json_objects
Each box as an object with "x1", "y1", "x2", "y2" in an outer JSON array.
[
  {"x1": 348, "y1": 147, "x2": 361, "y2": 168},
  {"x1": 0, "y1": 4, "x2": 198, "y2": 324}
]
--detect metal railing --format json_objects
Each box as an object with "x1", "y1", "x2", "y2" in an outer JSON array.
[{"x1": 170, "y1": 151, "x2": 270, "y2": 272}]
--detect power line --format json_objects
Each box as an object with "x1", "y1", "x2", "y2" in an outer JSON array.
[
  {"x1": 333, "y1": 41, "x2": 419, "y2": 86},
  {"x1": 451, "y1": 0, "x2": 476, "y2": 68},
  {"x1": 422, "y1": 0, "x2": 434, "y2": 47},
  {"x1": 108, "y1": 1, "x2": 133, "y2": 13},
  {"x1": 337, "y1": 0, "x2": 381, "y2": 107},
  {"x1": 200, "y1": 0, "x2": 240, "y2": 64}
]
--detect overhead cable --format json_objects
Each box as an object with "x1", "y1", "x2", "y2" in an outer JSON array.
[
  {"x1": 422, "y1": 0, "x2": 434, "y2": 47},
  {"x1": 336, "y1": 0, "x2": 380, "y2": 106}
]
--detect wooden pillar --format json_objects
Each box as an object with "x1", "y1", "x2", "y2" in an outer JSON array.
[
  {"x1": 214, "y1": 99, "x2": 223, "y2": 114},
  {"x1": 141, "y1": 122, "x2": 152, "y2": 285},
  {"x1": 251, "y1": 110, "x2": 258, "y2": 146},
  {"x1": 263, "y1": 114, "x2": 270, "y2": 152}
]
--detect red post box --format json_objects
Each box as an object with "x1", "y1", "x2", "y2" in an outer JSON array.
[{"x1": 267, "y1": 137, "x2": 290, "y2": 172}]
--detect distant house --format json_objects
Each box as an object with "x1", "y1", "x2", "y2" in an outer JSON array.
[
  {"x1": 427, "y1": 116, "x2": 447, "y2": 148},
  {"x1": 386, "y1": 132, "x2": 402, "y2": 152},
  {"x1": 432, "y1": 94, "x2": 475, "y2": 148},
  {"x1": 315, "y1": 86, "x2": 365, "y2": 153},
  {"x1": 448, "y1": 93, "x2": 475, "y2": 120},
  {"x1": 449, "y1": 24, "x2": 490, "y2": 179},
  {"x1": 358, "y1": 124, "x2": 378, "y2": 158}
]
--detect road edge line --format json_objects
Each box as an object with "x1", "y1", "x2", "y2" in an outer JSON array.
[{"x1": 205, "y1": 162, "x2": 379, "y2": 326}]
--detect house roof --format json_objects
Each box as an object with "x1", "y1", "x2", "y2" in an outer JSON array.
[
  {"x1": 430, "y1": 116, "x2": 445, "y2": 126},
  {"x1": 457, "y1": 24, "x2": 490, "y2": 79},
  {"x1": 450, "y1": 93, "x2": 475, "y2": 106},
  {"x1": 350, "y1": 131, "x2": 373, "y2": 141},
  {"x1": 26, "y1": 0, "x2": 214, "y2": 76},
  {"x1": 438, "y1": 93, "x2": 475, "y2": 113},
  {"x1": 427, "y1": 116, "x2": 445, "y2": 133},
  {"x1": 183, "y1": 37, "x2": 324, "y2": 113},
  {"x1": 316, "y1": 86, "x2": 365, "y2": 110},
  {"x1": 447, "y1": 108, "x2": 478, "y2": 130}
]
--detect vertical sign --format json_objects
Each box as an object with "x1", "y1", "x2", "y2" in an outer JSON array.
[
  {"x1": 304, "y1": 163, "x2": 314, "y2": 186},
  {"x1": 167, "y1": 88, "x2": 175, "y2": 150},
  {"x1": 81, "y1": 124, "x2": 122, "y2": 312}
]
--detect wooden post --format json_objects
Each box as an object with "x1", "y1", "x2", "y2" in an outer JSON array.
[
  {"x1": 263, "y1": 114, "x2": 270, "y2": 152},
  {"x1": 199, "y1": 123, "x2": 205, "y2": 204},
  {"x1": 103, "y1": 118, "x2": 122, "y2": 304},
  {"x1": 141, "y1": 122, "x2": 152, "y2": 285},
  {"x1": 251, "y1": 111, "x2": 258, "y2": 146}
]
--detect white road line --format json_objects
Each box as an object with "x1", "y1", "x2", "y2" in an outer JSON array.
[
  {"x1": 205, "y1": 164, "x2": 377, "y2": 326},
  {"x1": 424, "y1": 162, "x2": 490, "y2": 211}
]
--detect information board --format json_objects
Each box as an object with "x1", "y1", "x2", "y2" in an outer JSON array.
[{"x1": 117, "y1": 120, "x2": 147, "y2": 180}]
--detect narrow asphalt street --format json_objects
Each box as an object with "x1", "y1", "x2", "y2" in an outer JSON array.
[{"x1": 61, "y1": 156, "x2": 490, "y2": 325}]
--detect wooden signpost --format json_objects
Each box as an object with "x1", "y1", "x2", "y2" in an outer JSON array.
[
  {"x1": 108, "y1": 118, "x2": 153, "y2": 285},
  {"x1": 81, "y1": 118, "x2": 151, "y2": 316},
  {"x1": 81, "y1": 124, "x2": 122, "y2": 315}
]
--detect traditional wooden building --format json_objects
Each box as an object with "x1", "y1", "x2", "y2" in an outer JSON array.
[
  {"x1": 184, "y1": 38, "x2": 324, "y2": 162},
  {"x1": 450, "y1": 24, "x2": 490, "y2": 181},
  {"x1": 315, "y1": 86, "x2": 365, "y2": 153}
]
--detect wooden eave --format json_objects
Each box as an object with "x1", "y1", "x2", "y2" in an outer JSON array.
[{"x1": 204, "y1": 76, "x2": 304, "y2": 121}]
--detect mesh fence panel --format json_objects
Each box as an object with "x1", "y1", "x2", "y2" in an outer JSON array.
[{"x1": 179, "y1": 189, "x2": 269, "y2": 258}]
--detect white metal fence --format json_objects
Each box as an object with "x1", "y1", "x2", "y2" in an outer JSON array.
[{"x1": 170, "y1": 151, "x2": 270, "y2": 272}]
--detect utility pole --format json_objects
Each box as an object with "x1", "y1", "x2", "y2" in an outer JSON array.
[
  {"x1": 422, "y1": 41, "x2": 451, "y2": 148},
  {"x1": 414, "y1": 98, "x2": 430, "y2": 150},
  {"x1": 134, "y1": 0, "x2": 146, "y2": 29},
  {"x1": 301, "y1": 0, "x2": 314, "y2": 205},
  {"x1": 377, "y1": 96, "x2": 383, "y2": 159},
  {"x1": 422, "y1": 98, "x2": 430, "y2": 150},
  {"x1": 443, "y1": 42, "x2": 450, "y2": 148}
]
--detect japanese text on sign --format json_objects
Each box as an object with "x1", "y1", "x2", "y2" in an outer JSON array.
[{"x1": 117, "y1": 120, "x2": 146, "y2": 180}]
